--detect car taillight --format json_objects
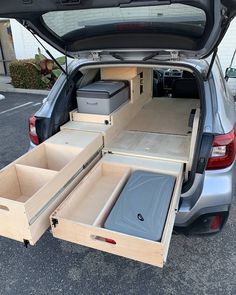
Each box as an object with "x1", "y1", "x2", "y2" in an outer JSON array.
[
  {"x1": 206, "y1": 126, "x2": 236, "y2": 170},
  {"x1": 29, "y1": 115, "x2": 39, "y2": 145}
]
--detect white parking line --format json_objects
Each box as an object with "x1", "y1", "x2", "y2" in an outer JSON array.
[
  {"x1": 0, "y1": 102, "x2": 33, "y2": 115},
  {"x1": 32, "y1": 102, "x2": 42, "y2": 106}
]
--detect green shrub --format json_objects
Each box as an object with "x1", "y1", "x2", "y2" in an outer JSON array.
[{"x1": 9, "y1": 59, "x2": 48, "y2": 90}]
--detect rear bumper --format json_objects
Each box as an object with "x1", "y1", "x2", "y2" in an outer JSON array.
[{"x1": 175, "y1": 161, "x2": 236, "y2": 227}]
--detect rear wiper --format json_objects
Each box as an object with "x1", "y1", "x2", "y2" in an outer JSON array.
[
  {"x1": 143, "y1": 51, "x2": 174, "y2": 61},
  {"x1": 120, "y1": 0, "x2": 171, "y2": 8},
  {"x1": 110, "y1": 53, "x2": 125, "y2": 61},
  {"x1": 143, "y1": 52, "x2": 160, "y2": 61}
]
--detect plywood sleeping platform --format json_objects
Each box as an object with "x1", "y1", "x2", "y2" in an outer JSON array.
[
  {"x1": 127, "y1": 98, "x2": 200, "y2": 135},
  {"x1": 104, "y1": 131, "x2": 191, "y2": 163},
  {"x1": 104, "y1": 98, "x2": 200, "y2": 167}
]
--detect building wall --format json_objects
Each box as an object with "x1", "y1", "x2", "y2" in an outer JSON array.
[
  {"x1": 10, "y1": 19, "x2": 61, "y2": 60},
  {"x1": 218, "y1": 18, "x2": 236, "y2": 95},
  {"x1": 8, "y1": 18, "x2": 236, "y2": 94}
]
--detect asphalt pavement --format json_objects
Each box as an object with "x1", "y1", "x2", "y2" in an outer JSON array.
[{"x1": 0, "y1": 92, "x2": 235, "y2": 295}]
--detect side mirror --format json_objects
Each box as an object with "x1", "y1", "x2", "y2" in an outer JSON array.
[{"x1": 225, "y1": 67, "x2": 236, "y2": 81}]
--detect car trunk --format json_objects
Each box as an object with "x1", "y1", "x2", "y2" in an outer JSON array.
[
  {"x1": 0, "y1": 63, "x2": 204, "y2": 267},
  {"x1": 50, "y1": 64, "x2": 202, "y2": 267},
  {"x1": 70, "y1": 64, "x2": 202, "y2": 172}
]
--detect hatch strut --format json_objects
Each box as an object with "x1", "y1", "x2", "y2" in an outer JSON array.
[
  {"x1": 205, "y1": 48, "x2": 218, "y2": 80},
  {"x1": 28, "y1": 30, "x2": 68, "y2": 77}
]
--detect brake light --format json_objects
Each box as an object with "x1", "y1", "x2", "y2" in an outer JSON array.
[
  {"x1": 206, "y1": 127, "x2": 236, "y2": 170},
  {"x1": 29, "y1": 115, "x2": 39, "y2": 145}
]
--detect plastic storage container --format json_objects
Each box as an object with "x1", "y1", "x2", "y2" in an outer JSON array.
[{"x1": 77, "y1": 80, "x2": 129, "y2": 115}]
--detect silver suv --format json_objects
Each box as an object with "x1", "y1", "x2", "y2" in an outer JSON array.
[{"x1": 0, "y1": 0, "x2": 236, "y2": 263}]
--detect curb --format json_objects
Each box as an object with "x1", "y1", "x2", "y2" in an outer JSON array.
[{"x1": 0, "y1": 85, "x2": 50, "y2": 96}]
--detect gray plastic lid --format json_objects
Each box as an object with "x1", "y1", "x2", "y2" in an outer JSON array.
[
  {"x1": 104, "y1": 170, "x2": 176, "y2": 241},
  {"x1": 77, "y1": 80, "x2": 127, "y2": 99}
]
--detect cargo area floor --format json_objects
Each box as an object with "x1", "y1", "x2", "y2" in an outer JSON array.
[{"x1": 127, "y1": 98, "x2": 200, "y2": 135}]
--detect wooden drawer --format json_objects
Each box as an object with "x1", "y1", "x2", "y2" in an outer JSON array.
[
  {"x1": 0, "y1": 129, "x2": 103, "y2": 245},
  {"x1": 51, "y1": 154, "x2": 183, "y2": 267}
]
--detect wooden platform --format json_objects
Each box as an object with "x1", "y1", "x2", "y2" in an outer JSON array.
[
  {"x1": 66, "y1": 97, "x2": 200, "y2": 166},
  {"x1": 104, "y1": 130, "x2": 191, "y2": 163},
  {"x1": 127, "y1": 98, "x2": 200, "y2": 135}
]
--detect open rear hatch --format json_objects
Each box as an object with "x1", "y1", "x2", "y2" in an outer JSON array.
[{"x1": 0, "y1": 1, "x2": 236, "y2": 58}]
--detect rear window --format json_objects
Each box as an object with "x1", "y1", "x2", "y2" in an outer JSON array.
[{"x1": 42, "y1": 4, "x2": 206, "y2": 38}]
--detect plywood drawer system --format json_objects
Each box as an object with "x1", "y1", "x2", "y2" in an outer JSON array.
[
  {"x1": 51, "y1": 154, "x2": 183, "y2": 267},
  {"x1": 0, "y1": 129, "x2": 103, "y2": 245}
]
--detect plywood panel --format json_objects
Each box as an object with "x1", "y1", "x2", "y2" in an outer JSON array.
[
  {"x1": 102, "y1": 154, "x2": 183, "y2": 176},
  {"x1": 128, "y1": 98, "x2": 200, "y2": 135},
  {"x1": 0, "y1": 197, "x2": 32, "y2": 242},
  {"x1": 0, "y1": 165, "x2": 56, "y2": 202},
  {"x1": 0, "y1": 165, "x2": 58, "y2": 243},
  {"x1": 104, "y1": 97, "x2": 152, "y2": 145},
  {"x1": 45, "y1": 144, "x2": 81, "y2": 171},
  {"x1": 29, "y1": 152, "x2": 101, "y2": 245},
  {"x1": 104, "y1": 131, "x2": 190, "y2": 163},
  {"x1": 17, "y1": 130, "x2": 102, "y2": 171},
  {"x1": 16, "y1": 165, "x2": 57, "y2": 200},
  {"x1": 61, "y1": 121, "x2": 110, "y2": 134},
  {"x1": 101, "y1": 67, "x2": 140, "y2": 80},
  {"x1": 0, "y1": 165, "x2": 21, "y2": 200},
  {"x1": 24, "y1": 133, "x2": 103, "y2": 221},
  {"x1": 53, "y1": 218, "x2": 165, "y2": 267},
  {"x1": 55, "y1": 163, "x2": 130, "y2": 225},
  {"x1": 72, "y1": 112, "x2": 111, "y2": 124},
  {"x1": 16, "y1": 145, "x2": 49, "y2": 171}
]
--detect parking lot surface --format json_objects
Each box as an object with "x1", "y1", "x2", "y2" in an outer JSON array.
[{"x1": 0, "y1": 93, "x2": 235, "y2": 295}]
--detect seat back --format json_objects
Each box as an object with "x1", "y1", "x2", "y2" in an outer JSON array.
[{"x1": 172, "y1": 78, "x2": 199, "y2": 99}]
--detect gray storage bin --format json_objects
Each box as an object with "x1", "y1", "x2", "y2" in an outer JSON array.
[
  {"x1": 77, "y1": 80, "x2": 129, "y2": 115},
  {"x1": 104, "y1": 170, "x2": 176, "y2": 241}
]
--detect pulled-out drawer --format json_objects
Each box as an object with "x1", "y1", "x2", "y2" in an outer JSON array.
[
  {"x1": 51, "y1": 154, "x2": 183, "y2": 267},
  {"x1": 0, "y1": 130, "x2": 103, "y2": 245}
]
